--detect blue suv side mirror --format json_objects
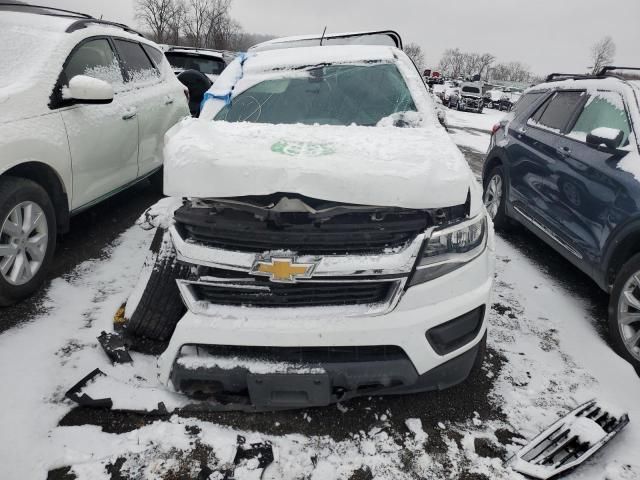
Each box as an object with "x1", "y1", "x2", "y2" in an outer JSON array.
[{"x1": 586, "y1": 127, "x2": 624, "y2": 149}]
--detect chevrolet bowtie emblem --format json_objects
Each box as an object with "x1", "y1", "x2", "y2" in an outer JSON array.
[{"x1": 251, "y1": 257, "x2": 316, "y2": 283}]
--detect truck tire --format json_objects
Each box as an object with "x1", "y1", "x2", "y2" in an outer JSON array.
[
  {"x1": 126, "y1": 228, "x2": 192, "y2": 341},
  {"x1": 0, "y1": 176, "x2": 57, "y2": 306},
  {"x1": 608, "y1": 253, "x2": 640, "y2": 374}
]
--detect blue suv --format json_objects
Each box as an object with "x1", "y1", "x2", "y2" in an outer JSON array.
[{"x1": 482, "y1": 68, "x2": 640, "y2": 372}]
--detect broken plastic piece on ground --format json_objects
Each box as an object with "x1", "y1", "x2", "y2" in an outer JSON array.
[
  {"x1": 98, "y1": 331, "x2": 133, "y2": 364},
  {"x1": 234, "y1": 435, "x2": 275, "y2": 470},
  {"x1": 64, "y1": 369, "x2": 190, "y2": 412},
  {"x1": 508, "y1": 399, "x2": 629, "y2": 479},
  {"x1": 65, "y1": 369, "x2": 113, "y2": 409}
]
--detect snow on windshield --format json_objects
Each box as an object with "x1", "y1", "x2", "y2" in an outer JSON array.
[{"x1": 213, "y1": 63, "x2": 417, "y2": 126}]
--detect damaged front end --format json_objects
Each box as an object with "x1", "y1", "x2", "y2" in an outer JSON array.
[{"x1": 151, "y1": 193, "x2": 486, "y2": 408}]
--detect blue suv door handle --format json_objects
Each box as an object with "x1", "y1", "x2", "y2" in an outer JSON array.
[{"x1": 557, "y1": 146, "x2": 571, "y2": 156}]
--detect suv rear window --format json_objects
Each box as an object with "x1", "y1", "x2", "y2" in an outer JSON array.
[
  {"x1": 530, "y1": 91, "x2": 585, "y2": 132},
  {"x1": 141, "y1": 44, "x2": 165, "y2": 68},
  {"x1": 166, "y1": 52, "x2": 226, "y2": 76},
  {"x1": 113, "y1": 39, "x2": 157, "y2": 82},
  {"x1": 513, "y1": 91, "x2": 545, "y2": 116}
]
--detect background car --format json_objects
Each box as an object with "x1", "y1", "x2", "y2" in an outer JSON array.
[
  {"x1": 482, "y1": 68, "x2": 640, "y2": 372},
  {"x1": 161, "y1": 45, "x2": 228, "y2": 82},
  {"x1": 0, "y1": 5, "x2": 189, "y2": 305},
  {"x1": 484, "y1": 88, "x2": 504, "y2": 109},
  {"x1": 449, "y1": 83, "x2": 484, "y2": 113}
]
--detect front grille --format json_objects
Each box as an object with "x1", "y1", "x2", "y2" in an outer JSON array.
[
  {"x1": 191, "y1": 344, "x2": 409, "y2": 364},
  {"x1": 175, "y1": 201, "x2": 431, "y2": 255},
  {"x1": 191, "y1": 280, "x2": 395, "y2": 308}
]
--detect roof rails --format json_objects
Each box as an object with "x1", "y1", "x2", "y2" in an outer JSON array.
[
  {"x1": 545, "y1": 73, "x2": 599, "y2": 82},
  {"x1": 546, "y1": 66, "x2": 640, "y2": 83},
  {"x1": 166, "y1": 45, "x2": 222, "y2": 52},
  {"x1": 598, "y1": 66, "x2": 640, "y2": 76},
  {"x1": 0, "y1": 2, "x2": 144, "y2": 37},
  {"x1": 66, "y1": 19, "x2": 144, "y2": 37},
  {"x1": 0, "y1": 2, "x2": 92, "y2": 18}
]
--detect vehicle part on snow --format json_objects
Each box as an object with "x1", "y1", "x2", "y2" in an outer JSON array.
[
  {"x1": 64, "y1": 368, "x2": 186, "y2": 412},
  {"x1": 125, "y1": 227, "x2": 191, "y2": 341},
  {"x1": 97, "y1": 331, "x2": 132, "y2": 364},
  {"x1": 508, "y1": 399, "x2": 629, "y2": 479},
  {"x1": 65, "y1": 369, "x2": 113, "y2": 409},
  {"x1": 195, "y1": 435, "x2": 274, "y2": 480}
]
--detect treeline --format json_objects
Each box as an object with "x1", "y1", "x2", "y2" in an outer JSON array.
[
  {"x1": 439, "y1": 48, "x2": 537, "y2": 83},
  {"x1": 135, "y1": 0, "x2": 273, "y2": 51}
]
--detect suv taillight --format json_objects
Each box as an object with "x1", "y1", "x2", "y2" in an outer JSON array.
[{"x1": 491, "y1": 123, "x2": 502, "y2": 135}]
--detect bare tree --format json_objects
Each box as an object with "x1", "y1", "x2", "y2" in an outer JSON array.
[
  {"x1": 166, "y1": 0, "x2": 186, "y2": 45},
  {"x1": 404, "y1": 43, "x2": 426, "y2": 70},
  {"x1": 590, "y1": 36, "x2": 616, "y2": 74},
  {"x1": 439, "y1": 49, "x2": 495, "y2": 79},
  {"x1": 135, "y1": 0, "x2": 176, "y2": 43},
  {"x1": 183, "y1": 0, "x2": 211, "y2": 47},
  {"x1": 491, "y1": 61, "x2": 533, "y2": 83},
  {"x1": 477, "y1": 53, "x2": 496, "y2": 78}
]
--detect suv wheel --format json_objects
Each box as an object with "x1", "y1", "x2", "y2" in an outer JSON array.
[
  {"x1": 483, "y1": 165, "x2": 509, "y2": 230},
  {"x1": 0, "y1": 177, "x2": 56, "y2": 306},
  {"x1": 609, "y1": 253, "x2": 640, "y2": 373}
]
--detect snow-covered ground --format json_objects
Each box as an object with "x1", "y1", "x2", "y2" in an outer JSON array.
[
  {"x1": 446, "y1": 106, "x2": 505, "y2": 153},
  {"x1": 0, "y1": 109, "x2": 638, "y2": 480}
]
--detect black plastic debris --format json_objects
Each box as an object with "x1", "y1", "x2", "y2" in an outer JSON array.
[
  {"x1": 233, "y1": 435, "x2": 275, "y2": 469},
  {"x1": 98, "y1": 331, "x2": 133, "y2": 364},
  {"x1": 65, "y1": 369, "x2": 113, "y2": 409}
]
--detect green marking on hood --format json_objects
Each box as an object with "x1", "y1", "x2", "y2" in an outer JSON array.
[{"x1": 271, "y1": 140, "x2": 336, "y2": 157}]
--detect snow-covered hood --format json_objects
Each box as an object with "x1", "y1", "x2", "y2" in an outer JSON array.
[{"x1": 164, "y1": 119, "x2": 480, "y2": 212}]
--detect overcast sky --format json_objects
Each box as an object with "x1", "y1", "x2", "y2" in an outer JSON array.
[{"x1": 36, "y1": 0, "x2": 640, "y2": 75}]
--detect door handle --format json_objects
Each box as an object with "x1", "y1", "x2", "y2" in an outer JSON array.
[
  {"x1": 557, "y1": 146, "x2": 571, "y2": 156},
  {"x1": 122, "y1": 110, "x2": 137, "y2": 120},
  {"x1": 165, "y1": 97, "x2": 174, "y2": 105}
]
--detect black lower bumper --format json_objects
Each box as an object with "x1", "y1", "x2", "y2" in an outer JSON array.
[{"x1": 170, "y1": 334, "x2": 486, "y2": 411}]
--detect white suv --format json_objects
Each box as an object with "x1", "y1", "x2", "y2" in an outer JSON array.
[
  {"x1": 0, "y1": 6, "x2": 189, "y2": 305},
  {"x1": 126, "y1": 33, "x2": 496, "y2": 409}
]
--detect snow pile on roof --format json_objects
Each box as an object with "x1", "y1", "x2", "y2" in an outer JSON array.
[
  {"x1": 164, "y1": 119, "x2": 473, "y2": 209},
  {"x1": 0, "y1": 13, "x2": 63, "y2": 94}
]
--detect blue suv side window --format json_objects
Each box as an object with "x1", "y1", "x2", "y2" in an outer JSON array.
[
  {"x1": 529, "y1": 91, "x2": 586, "y2": 133},
  {"x1": 568, "y1": 92, "x2": 631, "y2": 146}
]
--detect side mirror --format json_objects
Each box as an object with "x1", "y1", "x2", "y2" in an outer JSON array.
[
  {"x1": 66, "y1": 75, "x2": 113, "y2": 104},
  {"x1": 586, "y1": 127, "x2": 624, "y2": 149}
]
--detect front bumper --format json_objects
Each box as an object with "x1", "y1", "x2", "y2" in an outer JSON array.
[
  {"x1": 157, "y1": 239, "x2": 495, "y2": 405},
  {"x1": 459, "y1": 97, "x2": 483, "y2": 111}
]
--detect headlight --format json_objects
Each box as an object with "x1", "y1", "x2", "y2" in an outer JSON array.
[{"x1": 409, "y1": 214, "x2": 487, "y2": 286}]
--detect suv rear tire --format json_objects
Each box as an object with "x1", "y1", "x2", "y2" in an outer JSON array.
[
  {"x1": 0, "y1": 176, "x2": 56, "y2": 306},
  {"x1": 483, "y1": 165, "x2": 510, "y2": 230},
  {"x1": 608, "y1": 253, "x2": 640, "y2": 373}
]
